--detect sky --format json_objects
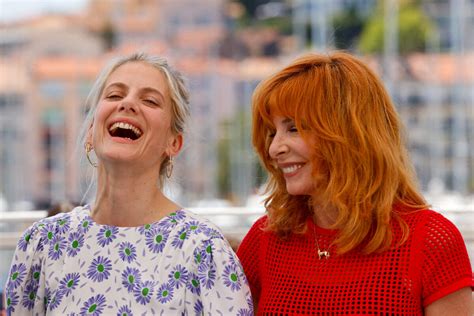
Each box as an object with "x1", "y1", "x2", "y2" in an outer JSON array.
[{"x1": 0, "y1": 0, "x2": 88, "y2": 22}]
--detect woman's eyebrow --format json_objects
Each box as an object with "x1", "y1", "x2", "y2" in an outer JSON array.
[
  {"x1": 141, "y1": 87, "x2": 165, "y2": 103},
  {"x1": 104, "y1": 82, "x2": 128, "y2": 91}
]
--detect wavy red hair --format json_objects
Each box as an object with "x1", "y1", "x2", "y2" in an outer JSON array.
[{"x1": 252, "y1": 52, "x2": 428, "y2": 254}]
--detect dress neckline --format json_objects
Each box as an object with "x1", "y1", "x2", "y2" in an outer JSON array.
[{"x1": 79, "y1": 205, "x2": 185, "y2": 229}]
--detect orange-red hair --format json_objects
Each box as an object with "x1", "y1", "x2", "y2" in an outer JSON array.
[{"x1": 252, "y1": 52, "x2": 428, "y2": 254}]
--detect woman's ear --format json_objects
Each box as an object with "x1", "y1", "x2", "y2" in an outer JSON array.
[
  {"x1": 167, "y1": 133, "x2": 183, "y2": 157},
  {"x1": 86, "y1": 123, "x2": 94, "y2": 146}
]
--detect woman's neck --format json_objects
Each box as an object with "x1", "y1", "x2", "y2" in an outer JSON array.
[
  {"x1": 311, "y1": 202, "x2": 338, "y2": 229},
  {"x1": 91, "y1": 166, "x2": 179, "y2": 226}
]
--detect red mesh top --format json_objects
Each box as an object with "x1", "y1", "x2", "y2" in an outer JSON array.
[{"x1": 237, "y1": 209, "x2": 472, "y2": 315}]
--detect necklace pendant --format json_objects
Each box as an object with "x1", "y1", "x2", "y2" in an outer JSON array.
[{"x1": 318, "y1": 249, "x2": 330, "y2": 260}]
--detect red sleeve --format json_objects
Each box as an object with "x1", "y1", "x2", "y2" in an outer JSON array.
[
  {"x1": 420, "y1": 211, "x2": 472, "y2": 306},
  {"x1": 237, "y1": 216, "x2": 267, "y2": 304}
]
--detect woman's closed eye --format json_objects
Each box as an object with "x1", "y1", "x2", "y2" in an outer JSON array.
[
  {"x1": 288, "y1": 126, "x2": 298, "y2": 133},
  {"x1": 143, "y1": 98, "x2": 159, "y2": 106},
  {"x1": 106, "y1": 93, "x2": 123, "y2": 100}
]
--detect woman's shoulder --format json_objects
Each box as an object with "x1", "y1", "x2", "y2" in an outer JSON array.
[
  {"x1": 35, "y1": 205, "x2": 87, "y2": 230},
  {"x1": 398, "y1": 208, "x2": 455, "y2": 228},
  {"x1": 397, "y1": 208, "x2": 465, "y2": 246},
  {"x1": 172, "y1": 209, "x2": 228, "y2": 241}
]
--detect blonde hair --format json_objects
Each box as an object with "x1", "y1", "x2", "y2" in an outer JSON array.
[{"x1": 252, "y1": 52, "x2": 428, "y2": 254}]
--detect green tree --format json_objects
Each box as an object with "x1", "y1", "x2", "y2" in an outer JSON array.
[
  {"x1": 235, "y1": 0, "x2": 273, "y2": 19},
  {"x1": 332, "y1": 5, "x2": 366, "y2": 50},
  {"x1": 359, "y1": 0, "x2": 434, "y2": 54}
]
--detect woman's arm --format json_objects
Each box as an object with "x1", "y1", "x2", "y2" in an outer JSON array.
[
  {"x1": 424, "y1": 287, "x2": 472, "y2": 316},
  {"x1": 194, "y1": 236, "x2": 254, "y2": 315}
]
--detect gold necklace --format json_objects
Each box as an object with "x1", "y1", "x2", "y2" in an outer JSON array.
[{"x1": 313, "y1": 224, "x2": 330, "y2": 260}]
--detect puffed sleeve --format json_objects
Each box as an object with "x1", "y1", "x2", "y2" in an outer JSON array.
[
  {"x1": 5, "y1": 220, "x2": 46, "y2": 315},
  {"x1": 420, "y1": 211, "x2": 472, "y2": 306},
  {"x1": 192, "y1": 236, "x2": 253, "y2": 315},
  {"x1": 237, "y1": 216, "x2": 266, "y2": 304}
]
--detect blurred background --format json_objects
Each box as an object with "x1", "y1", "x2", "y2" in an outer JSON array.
[{"x1": 0, "y1": 0, "x2": 473, "y2": 292}]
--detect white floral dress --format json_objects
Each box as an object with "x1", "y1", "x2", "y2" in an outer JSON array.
[{"x1": 5, "y1": 206, "x2": 253, "y2": 315}]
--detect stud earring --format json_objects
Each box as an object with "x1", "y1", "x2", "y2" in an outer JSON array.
[
  {"x1": 166, "y1": 156, "x2": 173, "y2": 178},
  {"x1": 85, "y1": 143, "x2": 98, "y2": 168}
]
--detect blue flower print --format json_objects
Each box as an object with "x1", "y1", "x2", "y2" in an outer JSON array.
[
  {"x1": 171, "y1": 210, "x2": 186, "y2": 220},
  {"x1": 122, "y1": 267, "x2": 142, "y2": 293},
  {"x1": 161, "y1": 210, "x2": 185, "y2": 228},
  {"x1": 21, "y1": 281, "x2": 38, "y2": 310},
  {"x1": 223, "y1": 264, "x2": 242, "y2": 292},
  {"x1": 203, "y1": 226, "x2": 222, "y2": 238},
  {"x1": 7, "y1": 207, "x2": 254, "y2": 314},
  {"x1": 138, "y1": 223, "x2": 154, "y2": 236},
  {"x1": 59, "y1": 272, "x2": 80, "y2": 297},
  {"x1": 246, "y1": 296, "x2": 254, "y2": 311},
  {"x1": 185, "y1": 220, "x2": 205, "y2": 234},
  {"x1": 48, "y1": 235, "x2": 67, "y2": 260},
  {"x1": 168, "y1": 264, "x2": 188, "y2": 289},
  {"x1": 47, "y1": 289, "x2": 64, "y2": 311},
  {"x1": 17, "y1": 227, "x2": 33, "y2": 251},
  {"x1": 97, "y1": 225, "x2": 118, "y2": 247},
  {"x1": 171, "y1": 227, "x2": 189, "y2": 249},
  {"x1": 56, "y1": 216, "x2": 71, "y2": 234},
  {"x1": 198, "y1": 262, "x2": 216, "y2": 290},
  {"x1": 156, "y1": 282, "x2": 174, "y2": 304},
  {"x1": 133, "y1": 280, "x2": 154, "y2": 305},
  {"x1": 81, "y1": 294, "x2": 107, "y2": 316},
  {"x1": 67, "y1": 231, "x2": 84, "y2": 257},
  {"x1": 117, "y1": 305, "x2": 133, "y2": 316},
  {"x1": 87, "y1": 256, "x2": 112, "y2": 282},
  {"x1": 237, "y1": 308, "x2": 254, "y2": 316},
  {"x1": 194, "y1": 300, "x2": 204, "y2": 314},
  {"x1": 145, "y1": 227, "x2": 169, "y2": 253},
  {"x1": 186, "y1": 272, "x2": 201, "y2": 295},
  {"x1": 79, "y1": 216, "x2": 93, "y2": 233},
  {"x1": 6, "y1": 291, "x2": 19, "y2": 314},
  {"x1": 195, "y1": 240, "x2": 215, "y2": 265},
  {"x1": 118, "y1": 241, "x2": 137, "y2": 263},
  {"x1": 43, "y1": 288, "x2": 52, "y2": 309},
  {"x1": 31, "y1": 263, "x2": 42, "y2": 285},
  {"x1": 40, "y1": 222, "x2": 56, "y2": 245},
  {"x1": 7, "y1": 263, "x2": 27, "y2": 290}
]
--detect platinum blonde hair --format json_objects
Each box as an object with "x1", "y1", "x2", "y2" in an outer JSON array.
[{"x1": 78, "y1": 52, "x2": 190, "y2": 194}]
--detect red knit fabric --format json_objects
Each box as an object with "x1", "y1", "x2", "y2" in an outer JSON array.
[{"x1": 237, "y1": 209, "x2": 472, "y2": 315}]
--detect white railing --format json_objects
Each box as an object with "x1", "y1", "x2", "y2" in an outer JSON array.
[{"x1": 1, "y1": 207, "x2": 473, "y2": 270}]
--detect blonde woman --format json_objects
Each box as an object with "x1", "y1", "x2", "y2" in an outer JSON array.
[{"x1": 6, "y1": 53, "x2": 253, "y2": 315}]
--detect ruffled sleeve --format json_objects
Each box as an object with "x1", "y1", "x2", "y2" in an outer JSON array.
[
  {"x1": 420, "y1": 211, "x2": 472, "y2": 306},
  {"x1": 192, "y1": 236, "x2": 254, "y2": 315},
  {"x1": 5, "y1": 219, "x2": 47, "y2": 315}
]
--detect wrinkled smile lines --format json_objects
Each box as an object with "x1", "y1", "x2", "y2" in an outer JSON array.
[{"x1": 108, "y1": 121, "x2": 143, "y2": 138}]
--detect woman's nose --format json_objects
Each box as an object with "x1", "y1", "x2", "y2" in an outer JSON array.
[
  {"x1": 268, "y1": 135, "x2": 289, "y2": 159},
  {"x1": 118, "y1": 98, "x2": 137, "y2": 113}
]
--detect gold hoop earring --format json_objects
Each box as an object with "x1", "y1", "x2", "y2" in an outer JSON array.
[
  {"x1": 85, "y1": 143, "x2": 98, "y2": 168},
  {"x1": 166, "y1": 156, "x2": 173, "y2": 178}
]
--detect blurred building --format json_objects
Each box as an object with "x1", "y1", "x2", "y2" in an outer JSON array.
[
  {"x1": 0, "y1": 0, "x2": 473, "y2": 211},
  {"x1": 0, "y1": 14, "x2": 103, "y2": 209}
]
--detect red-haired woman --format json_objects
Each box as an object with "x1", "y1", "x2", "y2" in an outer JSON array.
[{"x1": 237, "y1": 52, "x2": 472, "y2": 315}]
